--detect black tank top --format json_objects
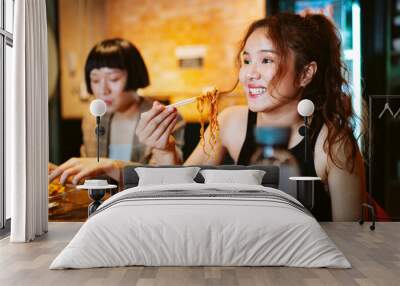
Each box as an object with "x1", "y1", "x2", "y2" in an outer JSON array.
[{"x1": 237, "y1": 111, "x2": 332, "y2": 221}]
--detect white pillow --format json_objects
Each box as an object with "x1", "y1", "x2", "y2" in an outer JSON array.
[
  {"x1": 200, "y1": 169, "x2": 266, "y2": 185},
  {"x1": 135, "y1": 167, "x2": 200, "y2": 186}
]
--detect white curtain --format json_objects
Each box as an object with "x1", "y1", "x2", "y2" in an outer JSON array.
[{"x1": 7, "y1": 0, "x2": 48, "y2": 242}]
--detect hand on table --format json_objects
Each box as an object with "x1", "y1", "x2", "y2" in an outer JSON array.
[{"x1": 48, "y1": 157, "x2": 120, "y2": 185}]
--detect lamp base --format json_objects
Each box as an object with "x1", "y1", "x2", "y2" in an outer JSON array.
[{"x1": 359, "y1": 203, "x2": 376, "y2": 231}]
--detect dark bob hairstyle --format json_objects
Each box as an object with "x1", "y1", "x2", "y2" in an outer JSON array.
[{"x1": 84, "y1": 38, "x2": 150, "y2": 94}]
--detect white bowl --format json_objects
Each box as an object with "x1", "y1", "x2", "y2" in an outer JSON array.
[
  {"x1": 76, "y1": 179, "x2": 117, "y2": 190},
  {"x1": 84, "y1": 179, "x2": 108, "y2": 187}
]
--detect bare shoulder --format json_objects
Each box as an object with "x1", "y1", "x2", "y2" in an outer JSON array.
[
  {"x1": 218, "y1": 105, "x2": 248, "y2": 126},
  {"x1": 314, "y1": 124, "x2": 362, "y2": 179},
  {"x1": 218, "y1": 105, "x2": 248, "y2": 137},
  {"x1": 314, "y1": 125, "x2": 365, "y2": 221},
  {"x1": 218, "y1": 105, "x2": 249, "y2": 161},
  {"x1": 219, "y1": 105, "x2": 248, "y2": 116}
]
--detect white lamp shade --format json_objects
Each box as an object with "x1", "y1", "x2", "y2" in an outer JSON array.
[
  {"x1": 297, "y1": 99, "x2": 315, "y2": 117},
  {"x1": 90, "y1": 99, "x2": 107, "y2": 117}
]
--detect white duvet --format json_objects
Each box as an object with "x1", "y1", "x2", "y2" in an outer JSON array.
[{"x1": 50, "y1": 183, "x2": 350, "y2": 269}]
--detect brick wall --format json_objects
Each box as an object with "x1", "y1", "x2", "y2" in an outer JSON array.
[
  {"x1": 59, "y1": 0, "x2": 265, "y2": 120},
  {"x1": 58, "y1": 0, "x2": 107, "y2": 119}
]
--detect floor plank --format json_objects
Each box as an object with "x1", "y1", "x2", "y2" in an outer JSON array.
[{"x1": 0, "y1": 222, "x2": 399, "y2": 286}]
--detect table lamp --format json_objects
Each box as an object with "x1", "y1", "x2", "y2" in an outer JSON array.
[
  {"x1": 297, "y1": 99, "x2": 315, "y2": 168},
  {"x1": 291, "y1": 99, "x2": 318, "y2": 209},
  {"x1": 89, "y1": 99, "x2": 107, "y2": 162},
  {"x1": 79, "y1": 99, "x2": 117, "y2": 216}
]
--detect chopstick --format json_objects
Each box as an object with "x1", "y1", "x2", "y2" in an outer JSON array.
[
  {"x1": 166, "y1": 96, "x2": 199, "y2": 108},
  {"x1": 166, "y1": 87, "x2": 220, "y2": 108},
  {"x1": 166, "y1": 86, "x2": 231, "y2": 108}
]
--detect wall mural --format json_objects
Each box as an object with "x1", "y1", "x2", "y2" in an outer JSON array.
[{"x1": 49, "y1": 0, "x2": 372, "y2": 228}]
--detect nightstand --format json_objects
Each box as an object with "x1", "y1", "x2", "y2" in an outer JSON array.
[
  {"x1": 77, "y1": 180, "x2": 117, "y2": 216},
  {"x1": 289, "y1": 176, "x2": 321, "y2": 210}
]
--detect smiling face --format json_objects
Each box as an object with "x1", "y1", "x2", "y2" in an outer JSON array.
[
  {"x1": 89, "y1": 67, "x2": 137, "y2": 113},
  {"x1": 239, "y1": 28, "x2": 301, "y2": 113}
]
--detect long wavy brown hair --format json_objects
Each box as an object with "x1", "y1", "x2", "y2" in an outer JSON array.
[{"x1": 236, "y1": 13, "x2": 359, "y2": 172}]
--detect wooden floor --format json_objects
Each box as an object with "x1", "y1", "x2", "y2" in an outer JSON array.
[{"x1": 0, "y1": 222, "x2": 399, "y2": 286}]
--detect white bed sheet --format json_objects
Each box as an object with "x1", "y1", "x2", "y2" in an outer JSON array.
[{"x1": 50, "y1": 183, "x2": 350, "y2": 269}]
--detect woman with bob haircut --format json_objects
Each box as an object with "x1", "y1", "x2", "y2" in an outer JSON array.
[
  {"x1": 49, "y1": 38, "x2": 185, "y2": 185},
  {"x1": 135, "y1": 13, "x2": 365, "y2": 221}
]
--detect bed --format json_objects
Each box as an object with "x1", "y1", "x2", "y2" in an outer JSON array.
[{"x1": 49, "y1": 165, "x2": 350, "y2": 269}]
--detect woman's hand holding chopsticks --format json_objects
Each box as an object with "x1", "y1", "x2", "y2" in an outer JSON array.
[{"x1": 136, "y1": 101, "x2": 180, "y2": 164}]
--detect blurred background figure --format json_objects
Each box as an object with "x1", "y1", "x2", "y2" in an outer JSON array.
[{"x1": 49, "y1": 38, "x2": 185, "y2": 186}]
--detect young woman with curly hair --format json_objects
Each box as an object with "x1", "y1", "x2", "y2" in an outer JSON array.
[{"x1": 136, "y1": 13, "x2": 365, "y2": 221}]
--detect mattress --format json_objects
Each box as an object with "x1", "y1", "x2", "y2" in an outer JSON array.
[{"x1": 50, "y1": 183, "x2": 350, "y2": 269}]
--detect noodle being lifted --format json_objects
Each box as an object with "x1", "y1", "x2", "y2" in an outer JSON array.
[
  {"x1": 165, "y1": 86, "x2": 231, "y2": 157},
  {"x1": 196, "y1": 87, "x2": 220, "y2": 156}
]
